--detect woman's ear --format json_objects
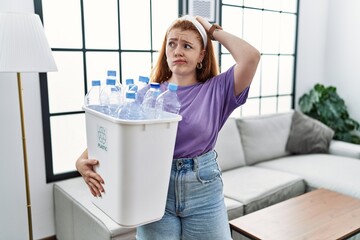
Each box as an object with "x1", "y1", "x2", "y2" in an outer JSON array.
[{"x1": 199, "y1": 49, "x2": 206, "y2": 62}]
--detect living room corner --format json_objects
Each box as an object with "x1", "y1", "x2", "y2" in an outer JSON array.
[{"x1": 1, "y1": 0, "x2": 360, "y2": 239}]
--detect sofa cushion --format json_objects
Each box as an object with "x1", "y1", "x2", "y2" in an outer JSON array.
[
  {"x1": 286, "y1": 111, "x2": 335, "y2": 154},
  {"x1": 224, "y1": 197, "x2": 244, "y2": 220},
  {"x1": 329, "y1": 140, "x2": 360, "y2": 159},
  {"x1": 222, "y1": 166, "x2": 305, "y2": 214},
  {"x1": 215, "y1": 118, "x2": 246, "y2": 171},
  {"x1": 236, "y1": 111, "x2": 293, "y2": 165},
  {"x1": 255, "y1": 154, "x2": 360, "y2": 199}
]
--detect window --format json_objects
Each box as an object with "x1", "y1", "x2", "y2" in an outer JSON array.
[
  {"x1": 34, "y1": 0, "x2": 180, "y2": 182},
  {"x1": 35, "y1": 0, "x2": 298, "y2": 182},
  {"x1": 220, "y1": 0, "x2": 299, "y2": 117}
]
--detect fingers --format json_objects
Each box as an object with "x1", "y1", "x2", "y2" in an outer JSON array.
[
  {"x1": 77, "y1": 158, "x2": 96, "y2": 196},
  {"x1": 195, "y1": 16, "x2": 211, "y2": 30},
  {"x1": 76, "y1": 158, "x2": 96, "y2": 173},
  {"x1": 90, "y1": 175, "x2": 105, "y2": 191},
  {"x1": 76, "y1": 156, "x2": 106, "y2": 197},
  {"x1": 84, "y1": 172, "x2": 105, "y2": 197},
  {"x1": 80, "y1": 160, "x2": 105, "y2": 197},
  {"x1": 87, "y1": 179, "x2": 104, "y2": 197},
  {"x1": 91, "y1": 171, "x2": 105, "y2": 184},
  {"x1": 87, "y1": 183, "x2": 97, "y2": 197},
  {"x1": 85, "y1": 158, "x2": 99, "y2": 167}
]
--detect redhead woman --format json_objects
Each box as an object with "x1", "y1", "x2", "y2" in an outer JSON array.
[{"x1": 76, "y1": 15, "x2": 260, "y2": 240}]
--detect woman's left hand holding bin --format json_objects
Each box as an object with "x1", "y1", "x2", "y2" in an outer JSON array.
[{"x1": 76, "y1": 149, "x2": 105, "y2": 197}]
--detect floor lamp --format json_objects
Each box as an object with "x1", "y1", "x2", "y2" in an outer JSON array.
[{"x1": 0, "y1": 12, "x2": 57, "y2": 240}]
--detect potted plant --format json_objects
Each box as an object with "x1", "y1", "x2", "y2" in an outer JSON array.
[{"x1": 299, "y1": 83, "x2": 360, "y2": 144}]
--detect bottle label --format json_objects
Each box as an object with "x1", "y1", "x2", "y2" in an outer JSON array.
[{"x1": 97, "y1": 124, "x2": 108, "y2": 152}]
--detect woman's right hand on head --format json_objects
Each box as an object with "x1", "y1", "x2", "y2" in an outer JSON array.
[{"x1": 76, "y1": 149, "x2": 105, "y2": 197}]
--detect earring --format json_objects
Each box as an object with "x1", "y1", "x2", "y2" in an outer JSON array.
[{"x1": 196, "y1": 62, "x2": 203, "y2": 69}]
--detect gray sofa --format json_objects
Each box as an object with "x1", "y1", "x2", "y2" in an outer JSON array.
[
  {"x1": 54, "y1": 110, "x2": 360, "y2": 240},
  {"x1": 217, "y1": 110, "x2": 360, "y2": 218}
]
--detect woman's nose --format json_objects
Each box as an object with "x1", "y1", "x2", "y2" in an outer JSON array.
[{"x1": 174, "y1": 46, "x2": 183, "y2": 57}]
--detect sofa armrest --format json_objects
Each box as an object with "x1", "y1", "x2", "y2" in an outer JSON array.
[{"x1": 328, "y1": 140, "x2": 360, "y2": 159}]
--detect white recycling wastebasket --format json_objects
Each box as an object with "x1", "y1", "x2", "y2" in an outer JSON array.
[{"x1": 83, "y1": 106, "x2": 182, "y2": 227}]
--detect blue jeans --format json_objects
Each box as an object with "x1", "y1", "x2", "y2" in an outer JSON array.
[{"x1": 136, "y1": 150, "x2": 232, "y2": 240}]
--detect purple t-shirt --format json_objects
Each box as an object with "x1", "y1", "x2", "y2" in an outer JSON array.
[{"x1": 163, "y1": 65, "x2": 250, "y2": 158}]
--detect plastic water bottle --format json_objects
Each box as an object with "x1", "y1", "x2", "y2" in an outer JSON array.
[
  {"x1": 155, "y1": 83, "x2": 181, "y2": 117},
  {"x1": 107, "y1": 70, "x2": 121, "y2": 89},
  {"x1": 100, "y1": 78, "x2": 122, "y2": 116},
  {"x1": 84, "y1": 80, "x2": 102, "y2": 112},
  {"x1": 125, "y1": 78, "x2": 134, "y2": 91},
  {"x1": 136, "y1": 76, "x2": 150, "y2": 104},
  {"x1": 107, "y1": 70, "x2": 124, "y2": 101},
  {"x1": 124, "y1": 78, "x2": 138, "y2": 98},
  {"x1": 118, "y1": 91, "x2": 144, "y2": 120},
  {"x1": 142, "y1": 82, "x2": 162, "y2": 119}
]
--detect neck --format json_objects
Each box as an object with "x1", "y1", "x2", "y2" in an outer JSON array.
[{"x1": 169, "y1": 73, "x2": 198, "y2": 87}]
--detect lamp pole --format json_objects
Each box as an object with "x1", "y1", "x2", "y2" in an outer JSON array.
[{"x1": 17, "y1": 72, "x2": 33, "y2": 240}]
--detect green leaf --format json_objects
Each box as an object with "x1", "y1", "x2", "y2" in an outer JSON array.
[
  {"x1": 299, "y1": 89, "x2": 320, "y2": 113},
  {"x1": 298, "y1": 83, "x2": 360, "y2": 144}
]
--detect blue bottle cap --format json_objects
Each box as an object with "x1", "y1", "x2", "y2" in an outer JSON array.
[
  {"x1": 92, "y1": 80, "x2": 101, "y2": 86},
  {"x1": 168, "y1": 83, "x2": 178, "y2": 91},
  {"x1": 106, "y1": 79, "x2": 116, "y2": 85},
  {"x1": 126, "y1": 91, "x2": 136, "y2": 99},
  {"x1": 126, "y1": 78, "x2": 134, "y2": 85},
  {"x1": 107, "y1": 70, "x2": 116, "y2": 77},
  {"x1": 139, "y1": 76, "x2": 149, "y2": 83},
  {"x1": 130, "y1": 84, "x2": 138, "y2": 92},
  {"x1": 150, "y1": 82, "x2": 160, "y2": 88}
]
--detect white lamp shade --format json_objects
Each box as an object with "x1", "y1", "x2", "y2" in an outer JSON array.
[{"x1": 0, "y1": 12, "x2": 57, "y2": 73}]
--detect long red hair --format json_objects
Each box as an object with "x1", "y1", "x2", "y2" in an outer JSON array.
[{"x1": 150, "y1": 18, "x2": 219, "y2": 83}]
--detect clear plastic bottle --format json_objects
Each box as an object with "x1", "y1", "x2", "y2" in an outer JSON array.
[
  {"x1": 107, "y1": 70, "x2": 124, "y2": 101},
  {"x1": 118, "y1": 91, "x2": 144, "y2": 120},
  {"x1": 155, "y1": 83, "x2": 181, "y2": 118},
  {"x1": 136, "y1": 76, "x2": 150, "y2": 104},
  {"x1": 84, "y1": 80, "x2": 102, "y2": 112},
  {"x1": 100, "y1": 78, "x2": 122, "y2": 116},
  {"x1": 142, "y1": 82, "x2": 162, "y2": 119},
  {"x1": 124, "y1": 78, "x2": 138, "y2": 98},
  {"x1": 125, "y1": 78, "x2": 134, "y2": 91},
  {"x1": 107, "y1": 70, "x2": 120, "y2": 87},
  {"x1": 130, "y1": 84, "x2": 138, "y2": 98}
]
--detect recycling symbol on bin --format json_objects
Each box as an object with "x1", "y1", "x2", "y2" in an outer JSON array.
[
  {"x1": 98, "y1": 126, "x2": 107, "y2": 144},
  {"x1": 97, "y1": 126, "x2": 107, "y2": 151}
]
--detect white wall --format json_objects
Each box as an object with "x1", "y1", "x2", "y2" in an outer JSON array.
[
  {"x1": 324, "y1": 0, "x2": 360, "y2": 122},
  {"x1": 295, "y1": 0, "x2": 329, "y2": 106},
  {"x1": 296, "y1": 0, "x2": 360, "y2": 123},
  {"x1": 1, "y1": 0, "x2": 360, "y2": 239},
  {"x1": 0, "y1": 0, "x2": 55, "y2": 239}
]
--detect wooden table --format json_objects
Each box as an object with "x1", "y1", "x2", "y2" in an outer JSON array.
[{"x1": 229, "y1": 189, "x2": 360, "y2": 240}]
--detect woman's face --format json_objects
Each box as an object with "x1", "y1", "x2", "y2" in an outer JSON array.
[{"x1": 166, "y1": 28, "x2": 205, "y2": 78}]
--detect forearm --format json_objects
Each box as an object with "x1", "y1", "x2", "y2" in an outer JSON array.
[
  {"x1": 196, "y1": 16, "x2": 260, "y2": 94},
  {"x1": 196, "y1": 16, "x2": 259, "y2": 66},
  {"x1": 215, "y1": 29, "x2": 260, "y2": 94},
  {"x1": 213, "y1": 29, "x2": 260, "y2": 68}
]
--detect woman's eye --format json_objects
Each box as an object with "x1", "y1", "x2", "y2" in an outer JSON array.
[
  {"x1": 168, "y1": 42, "x2": 175, "y2": 48},
  {"x1": 184, "y1": 44, "x2": 192, "y2": 49}
]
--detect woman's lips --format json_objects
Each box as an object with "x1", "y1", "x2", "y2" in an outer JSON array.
[{"x1": 173, "y1": 59, "x2": 186, "y2": 64}]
